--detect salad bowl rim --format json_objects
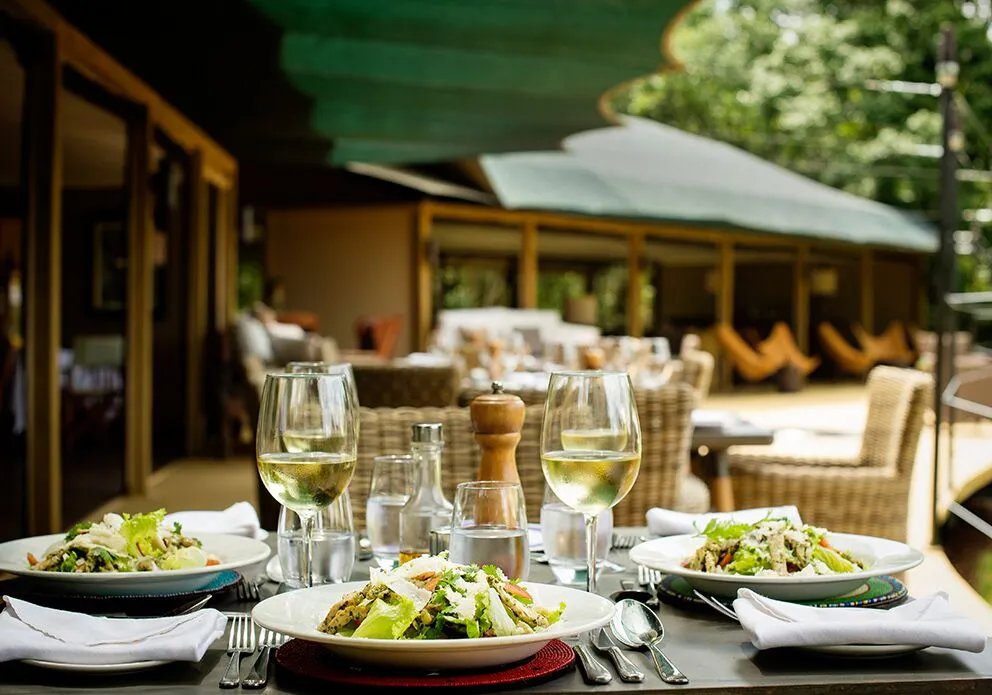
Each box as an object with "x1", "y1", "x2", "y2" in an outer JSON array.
[
  {"x1": 0, "y1": 532, "x2": 271, "y2": 582},
  {"x1": 251, "y1": 581, "x2": 616, "y2": 651},
  {"x1": 629, "y1": 531, "x2": 924, "y2": 585}
]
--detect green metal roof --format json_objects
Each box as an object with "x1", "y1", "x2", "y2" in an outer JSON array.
[
  {"x1": 243, "y1": 0, "x2": 695, "y2": 165},
  {"x1": 479, "y1": 117, "x2": 938, "y2": 252}
]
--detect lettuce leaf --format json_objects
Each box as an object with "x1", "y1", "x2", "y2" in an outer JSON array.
[
  {"x1": 813, "y1": 546, "x2": 858, "y2": 573},
  {"x1": 697, "y1": 519, "x2": 752, "y2": 542},
  {"x1": 486, "y1": 588, "x2": 519, "y2": 637},
  {"x1": 120, "y1": 509, "x2": 166, "y2": 558},
  {"x1": 353, "y1": 596, "x2": 419, "y2": 639},
  {"x1": 440, "y1": 614, "x2": 481, "y2": 638},
  {"x1": 725, "y1": 546, "x2": 768, "y2": 575},
  {"x1": 159, "y1": 546, "x2": 208, "y2": 570}
]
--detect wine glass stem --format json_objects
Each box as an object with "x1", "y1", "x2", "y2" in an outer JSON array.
[
  {"x1": 584, "y1": 513, "x2": 598, "y2": 594},
  {"x1": 300, "y1": 513, "x2": 315, "y2": 589}
]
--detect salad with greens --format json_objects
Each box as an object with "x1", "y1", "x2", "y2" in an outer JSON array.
[
  {"x1": 28, "y1": 509, "x2": 219, "y2": 573},
  {"x1": 683, "y1": 518, "x2": 866, "y2": 577},
  {"x1": 319, "y1": 555, "x2": 565, "y2": 640}
]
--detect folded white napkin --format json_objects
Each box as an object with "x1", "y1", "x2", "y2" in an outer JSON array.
[
  {"x1": 0, "y1": 597, "x2": 227, "y2": 664},
  {"x1": 164, "y1": 501, "x2": 262, "y2": 539},
  {"x1": 646, "y1": 506, "x2": 803, "y2": 537},
  {"x1": 733, "y1": 589, "x2": 988, "y2": 652}
]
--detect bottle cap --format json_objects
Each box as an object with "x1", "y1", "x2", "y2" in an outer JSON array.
[{"x1": 412, "y1": 422, "x2": 444, "y2": 444}]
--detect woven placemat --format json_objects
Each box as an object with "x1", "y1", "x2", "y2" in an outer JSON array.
[
  {"x1": 0, "y1": 570, "x2": 242, "y2": 615},
  {"x1": 275, "y1": 638, "x2": 575, "y2": 691},
  {"x1": 657, "y1": 574, "x2": 908, "y2": 610}
]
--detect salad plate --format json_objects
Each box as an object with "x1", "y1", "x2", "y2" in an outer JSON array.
[
  {"x1": 630, "y1": 531, "x2": 924, "y2": 601},
  {"x1": 0, "y1": 534, "x2": 270, "y2": 596},
  {"x1": 252, "y1": 581, "x2": 615, "y2": 669}
]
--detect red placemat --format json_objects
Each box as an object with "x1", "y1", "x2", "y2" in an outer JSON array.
[{"x1": 275, "y1": 639, "x2": 575, "y2": 691}]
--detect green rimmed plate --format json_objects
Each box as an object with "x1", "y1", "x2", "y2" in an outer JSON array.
[{"x1": 657, "y1": 574, "x2": 908, "y2": 610}]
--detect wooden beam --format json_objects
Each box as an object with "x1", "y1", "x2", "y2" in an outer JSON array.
[
  {"x1": 185, "y1": 151, "x2": 209, "y2": 454},
  {"x1": 793, "y1": 245, "x2": 810, "y2": 353},
  {"x1": 627, "y1": 232, "x2": 645, "y2": 337},
  {"x1": 860, "y1": 249, "x2": 875, "y2": 333},
  {"x1": 717, "y1": 242, "x2": 735, "y2": 390},
  {"x1": 415, "y1": 201, "x2": 434, "y2": 351},
  {"x1": 124, "y1": 107, "x2": 154, "y2": 496},
  {"x1": 22, "y1": 29, "x2": 62, "y2": 535},
  {"x1": 518, "y1": 219, "x2": 538, "y2": 309}
]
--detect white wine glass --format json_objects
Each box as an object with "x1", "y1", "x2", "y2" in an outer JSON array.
[
  {"x1": 257, "y1": 373, "x2": 357, "y2": 588},
  {"x1": 285, "y1": 362, "x2": 360, "y2": 436},
  {"x1": 540, "y1": 371, "x2": 641, "y2": 593}
]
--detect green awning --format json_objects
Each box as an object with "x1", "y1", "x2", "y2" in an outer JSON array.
[
  {"x1": 244, "y1": 0, "x2": 695, "y2": 165},
  {"x1": 480, "y1": 117, "x2": 938, "y2": 252}
]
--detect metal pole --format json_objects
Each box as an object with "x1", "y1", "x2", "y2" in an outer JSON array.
[{"x1": 932, "y1": 24, "x2": 959, "y2": 545}]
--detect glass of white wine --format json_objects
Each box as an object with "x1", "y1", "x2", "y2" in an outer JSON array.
[
  {"x1": 285, "y1": 362, "x2": 360, "y2": 437},
  {"x1": 257, "y1": 373, "x2": 357, "y2": 588},
  {"x1": 540, "y1": 371, "x2": 641, "y2": 593}
]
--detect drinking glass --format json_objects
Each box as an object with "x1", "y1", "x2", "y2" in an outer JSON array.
[
  {"x1": 540, "y1": 483, "x2": 613, "y2": 585},
  {"x1": 448, "y1": 481, "x2": 529, "y2": 580},
  {"x1": 540, "y1": 371, "x2": 641, "y2": 593},
  {"x1": 257, "y1": 372, "x2": 357, "y2": 588},
  {"x1": 285, "y1": 362, "x2": 360, "y2": 435},
  {"x1": 278, "y1": 490, "x2": 356, "y2": 587},
  {"x1": 366, "y1": 454, "x2": 417, "y2": 569}
]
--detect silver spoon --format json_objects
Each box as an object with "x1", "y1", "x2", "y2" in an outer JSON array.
[{"x1": 610, "y1": 599, "x2": 689, "y2": 685}]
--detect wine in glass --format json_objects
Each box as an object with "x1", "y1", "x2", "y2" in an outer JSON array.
[
  {"x1": 257, "y1": 373, "x2": 357, "y2": 588},
  {"x1": 541, "y1": 371, "x2": 641, "y2": 593}
]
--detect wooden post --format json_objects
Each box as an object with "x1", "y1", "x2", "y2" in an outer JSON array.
[
  {"x1": 226, "y1": 182, "x2": 239, "y2": 324},
  {"x1": 212, "y1": 186, "x2": 228, "y2": 332},
  {"x1": 717, "y1": 242, "x2": 735, "y2": 389},
  {"x1": 627, "y1": 232, "x2": 645, "y2": 337},
  {"x1": 124, "y1": 107, "x2": 154, "y2": 496},
  {"x1": 860, "y1": 249, "x2": 875, "y2": 333},
  {"x1": 185, "y1": 151, "x2": 209, "y2": 454},
  {"x1": 22, "y1": 30, "x2": 63, "y2": 534},
  {"x1": 793, "y1": 245, "x2": 810, "y2": 353},
  {"x1": 518, "y1": 219, "x2": 537, "y2": 309},
  {"x1": 415, "y1": 201, "x2": 433, "y2": 351}
]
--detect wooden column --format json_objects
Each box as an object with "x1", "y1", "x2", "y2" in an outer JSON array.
[
  {"x1": 124, "y1": 107, "x2": 154, "y2": 496},
  {"x1": 185, "y1": 151, "x2": 208, "y2": 454},
  {"x1": 415, "y1": 201, "x2": 433, "y2": 351},
  {"x1": 627, "y1": 232, "x2": 645, "y2": 337},
  {"x1": 793, "y1": 245, "x2": 810, "y2": 353},
  {"x1": 717, "y1": 242, "x2": 735, "y2": 389},
  {"x1": 212, "y1": 186, "x2": 228, "y2": 332},
  {"x1": 22, "y1": 31, "x2": 63, "y2": 534},
  {"x1": 226, "y1": 182, "x2": 240, "y2": 324},
  {"x1": 860, "y1": 249, "x2": 875, "y2": 333},
  {"x1": 518, "y1": 219, "x2": 537, "y2": 309}
]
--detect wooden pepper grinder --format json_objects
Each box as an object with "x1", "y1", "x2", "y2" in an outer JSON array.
[{"x1": 469, "y1": 381, "x2": 525, "y2": 484}]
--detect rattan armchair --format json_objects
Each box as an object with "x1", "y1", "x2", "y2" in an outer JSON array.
[
  {"x1": 352, "y1": 363, "x2": 460, "y2": 408},
  {"x1": 728, "y1": 366, "x2": 932, "y2": 541}
]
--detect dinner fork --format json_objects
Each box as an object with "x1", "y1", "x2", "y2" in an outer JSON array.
[
  {"x1": 236, "y1": 578, "x2": 261, "y2": 602},
  {"x1": 637, "y1": 565, "x2": 663, "y2": 587},
  {"x1": 612, "y1": 534, "x2": 646, "y2": 550},
  {"x1": 219, "y1": 613, "x2": 256, "y2": 689},
  {"x1": 692, "y1": 589, "x2": 740, "y2": 621},
  {"x1": 242, "y1": 628, "x2": 290, "y2": 689}
]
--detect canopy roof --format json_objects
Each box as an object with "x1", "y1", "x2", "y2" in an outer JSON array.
[
  {"x1": 479, "y1": 117, "x2": 938, "y2": 252},
  {"x1": 50, "y1": 0, "x2": 696, "y2": 167}
]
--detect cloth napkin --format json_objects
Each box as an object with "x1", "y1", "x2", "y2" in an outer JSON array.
[
  {"x1": 164, "y1": 501, "x2": 262, "y2": 539},
  {"x1": 0, "y1": 597, "x2": 227, "y2": 664},
  {"x1": 733, "y1": 589, "x2": 988, "y2": 652},
  {"x1": 645, "y1": 506, "x2": 803, "y2": 537}
]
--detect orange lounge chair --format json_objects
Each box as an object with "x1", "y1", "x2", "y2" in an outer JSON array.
[
  {"x1": 818, "y1": 322, "x2": 875, "y2": 376},
  {"x1": 852, "y1": 321, "x2": 916, "y2": 366},
  {"x1": 714, "y1": 323, "x2": 787, "y2": 382},
  {"x1": 759, "y1": 322, "x2": 821, "y2": 376}
]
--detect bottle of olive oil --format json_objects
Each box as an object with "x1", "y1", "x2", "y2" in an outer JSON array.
[{"x1": 398, "y1": 423, "x2": 452, "y2": 563}]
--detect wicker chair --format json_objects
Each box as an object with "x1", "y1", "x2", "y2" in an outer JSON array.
[
  {"x1": 352, "y1": 363, "x2": 459, "y2": 408},
  {"x1": 678, "y1": 350, "x2": 714, "y2": 402},
  {"x1": 728, "y1": 366, "x2": 932, "y2": 541}
]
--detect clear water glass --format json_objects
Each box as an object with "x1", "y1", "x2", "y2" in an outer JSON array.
[
  {"x1": 366, "y1": 454, "x2": 416, "y2": 569},
  {"x1": 448, "y1": 481, "x2": 529, "y2": 580},
  {"x1": 278, "y1": 490, "x2": 356, "y2": 587},
  {"x1": 540, "y1": 484, "x2": 613, "y2": 585}
]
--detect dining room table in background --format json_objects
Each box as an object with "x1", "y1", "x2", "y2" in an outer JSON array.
[{"x1": 691, "y1": 411, "x2": 775, "y2": 513}]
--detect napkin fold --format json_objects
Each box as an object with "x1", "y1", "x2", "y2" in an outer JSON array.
[
  {"x1": 645, "y1": 506, "x2": 803, "y2": 537},
  {"x1": 164, "y1": 501, "x2": 262, "y2": 539},
  {"x1": 0, "y1": 596, "x2": 227, "y2": 664},
  {"x1": 733, "y1": 589, "x2": 988, "y2": 653}
]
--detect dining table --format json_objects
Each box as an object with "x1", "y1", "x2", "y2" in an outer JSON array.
[
  {"x1": 1, "y1": 529, "x2": 990, "y2": 694},
  {"x1": 691, "y1": 411, "x2": 775, "y2": 513}
]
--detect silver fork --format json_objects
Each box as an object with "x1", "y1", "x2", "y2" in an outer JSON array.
[
  {"x1": 236, "y1": 578, "x2": 261, "y2": 602},
  {"x1": 613, "y1": 534, "x2": 646, "y2": 550},
  {"x1": 219, "y1": 614, "x2": 256, "y2": 689},
  {"x1": 692, "y1": 589, "x2": 740, "y2": 621},
  {"x1": 242, "y1": 628, "x2": 290, "y2": 689}
]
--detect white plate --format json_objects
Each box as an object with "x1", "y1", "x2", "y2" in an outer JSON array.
[
  {"x1": 0, "y1": 533, "x2": 271, "y2": 596},
  {"x1": 629, "y1": 532, "x2": 924, "y2": 601},
  {"x1": 21, "y1": 658, "x2": 171, "y2": 673},
  {"x1": 800, "y1": 643, "x2": 926, "y2": 658},
  {"x1": 252, "y1": 581, "x2": 615, "y2": 669}
]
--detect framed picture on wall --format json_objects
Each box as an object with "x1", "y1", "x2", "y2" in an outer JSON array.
[{"x1": 92, "y1": 221, "x2": 127, "y2": 311}]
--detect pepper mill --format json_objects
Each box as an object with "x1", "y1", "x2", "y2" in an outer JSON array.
[{"x1": 469, "y1": 381, "x2": 525, "y2": 484}]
